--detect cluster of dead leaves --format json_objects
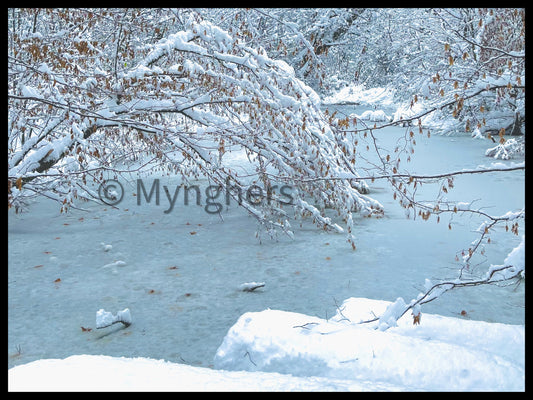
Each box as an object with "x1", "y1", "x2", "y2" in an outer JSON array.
[{"x1": 186, "y1": 222, "x2": 202, "y2": 236}]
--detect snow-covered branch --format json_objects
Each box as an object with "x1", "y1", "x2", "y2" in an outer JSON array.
[
  {"x1": 8, "y1": 9, "x2": 384, "y2": 247},
  {"x1": 360, "y1": 234, "x2": 525, "y2": 329},
  {"x1": 269, "y1": 164, "x2": 525, "y2": 184},
  {"x1": 339, "y1": 83, "x2": 525, "y2": 136}
]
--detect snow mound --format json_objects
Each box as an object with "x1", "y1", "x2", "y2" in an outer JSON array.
[
  {"x1": 8, "y1": 298, "x2": 524, "y2": 391},
  {"x1": 8, "y1": 354, "x2": 408, "y2": 391},
  {"x1": 213, "y1": 298, "x2": 524, "y2": 391},
  {"x1": 100, "y1": 242, "x2": 112, "y2": 252},
  {"x1": 323, "y1": 85, "x2": 395, "y2": 107},
  {"x1": 392, "y1": 101, "x2": 425, "y2": 125},
  {"x1": 354, "y1": 109, "x2": 391, "y2": 122}
]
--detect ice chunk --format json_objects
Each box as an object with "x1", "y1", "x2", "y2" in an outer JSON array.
[
  {"x1": 100, "y1": 242, "x2": 112, "y2": 252},
  {"x1": 100, "y1": 260, "x2": 126, "y2": 270},
  {"x1": 116, "y1": 308, "x2": 132, "y2": 326},
  {"x1": 239, "y1": 282, "x2": 265, "y2": 292},
  {"x1": 96, "y1": 309, "x2": 116, "y2": 329},
  {"x1": 96, "y1": 308, "x2": 132, "y2": 329}
]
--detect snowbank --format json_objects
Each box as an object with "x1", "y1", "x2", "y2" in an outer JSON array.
[
  {"x1": 392, "y1": 100, "x2": 429, "y2": 125},
  {"x1": 322, "y1": 84, "x2": 395, "y2": 107},
  {"x1": 8, "y1": 297, "x2": 524, "y2": 391},
  {"x1": 354, "y1": 109, "x2": 391, "y2": 122},
  {"x1": 8, "y1": 354, "x2": 407, "y2": 391},
  {"x1": 214, "y1": 298, "x2": 524, "y2": 391}
]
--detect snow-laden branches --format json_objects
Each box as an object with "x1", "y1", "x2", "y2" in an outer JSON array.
[
  {"x1": 357, "y1": 234, "x2": 525, "y2": 330},
  {"x1": 8, "y1": 8, "x2": 524, "y2": 333},
  {"x1": 271, "y1": 164, "x2": 525, "y2": 184},
  {"x1": 389, "y1": 8, "x2": 524, "y2": 137},
  {"x1": 402, "y1": 232, "x2": 524, "y2": 323},
  {"x1": 8, "y1": 8, "x2": 383, "y2": 247},
  {"x1": 253, "y1": 8, "x2": 525, "y2": 138}
]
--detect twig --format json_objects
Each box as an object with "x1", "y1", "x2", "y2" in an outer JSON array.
[
  {"x1": 339, "y1": 357, "x2": 359, "y2": 363},
  {"x1": 244, "y1": 350, "x2": 256, "y2": 366},
  {"x1": 333, "y1": 297, "x2": 350, "y2": 322},
  {"x1": 292, "y1": 322, "x2": 319, "y2": 330},
  {"x1": 393, "y1": 264, "x2": 522, "y2": 324},
  {"x1": 265, "y1": 165, "x2": 525, "y2": 184}
]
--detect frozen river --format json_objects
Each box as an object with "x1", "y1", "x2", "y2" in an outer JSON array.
[{"x1": 8, "y1": 106, "x2": 525, "y2": 369}]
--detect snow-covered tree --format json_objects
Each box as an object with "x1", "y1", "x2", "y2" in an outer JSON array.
[
  {"x1": 199, "y1": 8, "x2": 367, "y2": 92},
  {"x1": 8, "y1": 8, "x2": 383, "y2": 248},
  {"x1": 414, "y1": 8, "x2": 525, "y2": 138},
  {"x1": 326, "y1": 8, "x2": 525, "y2": 138},
  {"x1": 241, "y1": 8, "x2": 526, "y2": 140}
]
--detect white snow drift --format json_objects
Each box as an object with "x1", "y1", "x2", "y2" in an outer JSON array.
[
  {"x1": 9, "y1": 298, "x2": 524, "y2": 391},
  {"x1": 213, "y1": 297, "x2": 524, "y2": 391}
]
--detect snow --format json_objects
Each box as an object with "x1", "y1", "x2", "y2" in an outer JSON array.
[
  {"x1": 485, "y1": 138, "x2": 525, "y2": 160},
  {"x1": 377, "y1": 297, "x2": 407, "y2": 330},
  {"x1": 100, "y1": 242, "x2": 113, "y2": 252},
  {"x1": 486, "y1": 235, "x2": 525, "y2": 282},
  {"x1": 354, "y1": 109, "x2": 391, "y2": 122},
  {"x1": 8, "y1": 354, "x2": 401, "y2": 391},
  {"x1": 8, "y1": 8, "x2": 525, "y2": 390},
  {"x1": 239, "y1": 282, "x2": 266, "y2": 292},
  {"x1": 37, "y1": 62, "x2": 51, "y2": 74},
  {"x1": 95, "y1": 309, "x2": 116, "y2": 329},
  {"x1": 20, "y1": 84, "x2": 42, "y2": 99},
  {"x1": 214, "y1": 298, "x2": 524, "y2": 391},
  {"x1": 392, "y1": 100, "x2": 427, "y2": 125},
  {"x1": 503, "y1": 235, "x2": 525, "y2": 269},
  {"x1": 8, "y1": 103, "x2": 524, "y2": 391},
  {"x1": 9, "y1": 298, "x2": 524, "y2": 391},
  {"x1": 95, "y1": 308, "x2": 131, "y2": 329},
  {"x1": 322, "y1": 84, "x2": 395, "y2": 108},
  {"x1": 99, "y1": 260, "x2": 127, "y2": 274}
]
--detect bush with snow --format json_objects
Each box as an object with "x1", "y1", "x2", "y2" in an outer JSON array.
[{"x1": 485, "y1": 138, "x2": 525, "y2": 160}]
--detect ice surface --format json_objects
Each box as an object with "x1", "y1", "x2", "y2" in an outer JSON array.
[
  {"x1": 8, "y1": 104, "x2": 524, "y2": 390},
  {"x1": 8, "y1": 299, "x2": 524, "y2": 391}
]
